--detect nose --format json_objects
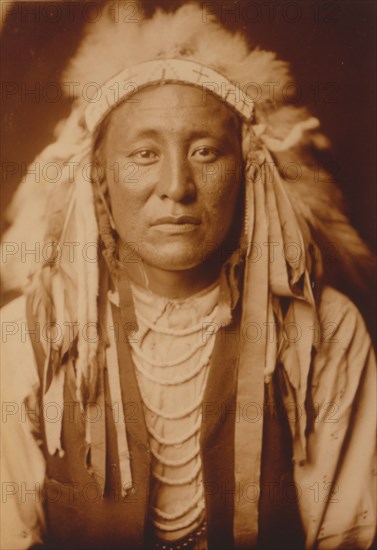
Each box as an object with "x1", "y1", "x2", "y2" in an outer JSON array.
[{"x1": 155, "y1": 150, "x2": 196, "y2": 203}]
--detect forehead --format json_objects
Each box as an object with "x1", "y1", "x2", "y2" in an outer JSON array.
[{"x1": 105, "y1": 83, "x2": 241, "y2": 139}]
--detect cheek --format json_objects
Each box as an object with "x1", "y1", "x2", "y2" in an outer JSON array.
[
  {"x1": 200, "y1": 162, "x2": 241, "y2": 224},
  {"x1": 106, "y1": 171, "x2": 145, "y2": 237},
  {"x1": 106, "y1": 159, "x2": 156, "y2": 205}
]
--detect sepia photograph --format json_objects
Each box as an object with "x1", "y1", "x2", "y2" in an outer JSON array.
[{"x1": 1, "y1": 1, "x2": 376, "y2": 549}]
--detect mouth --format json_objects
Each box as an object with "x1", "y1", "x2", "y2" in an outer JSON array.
[
  {"x1": 151, "y1": 215, "x2": 201, "y2": 234},
  {"x1": 152, "y1": 215, "x2": 201, "y2": 225}
]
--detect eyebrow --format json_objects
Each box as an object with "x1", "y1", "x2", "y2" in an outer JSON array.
[{"x1": 113, "y1": 126, "x2": 236, "y2": 145}]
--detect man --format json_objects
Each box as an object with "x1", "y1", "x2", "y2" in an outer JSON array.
[{"x1": 1, "y1": 3, "x2": 376, "y2": 549}]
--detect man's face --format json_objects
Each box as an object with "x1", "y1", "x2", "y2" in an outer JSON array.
[{"x1": 104, "y1": 84, "x2": 242, "y2": 271}]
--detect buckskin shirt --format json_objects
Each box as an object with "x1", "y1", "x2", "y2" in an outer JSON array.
[{"x1": 2, "y1": 276, "x2": 376, "y2": 549}]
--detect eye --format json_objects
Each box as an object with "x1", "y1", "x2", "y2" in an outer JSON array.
[
  {"x1": 191, "y1": 147, "x2": 221, "y2": 163},
  {"x1": 129, "y1": 149, "x2": 159, "y2": 165}
]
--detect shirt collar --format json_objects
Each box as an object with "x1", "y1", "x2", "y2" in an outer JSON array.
[{"x1": 108, "y1": 248, "x2": 244, "y2": 328}]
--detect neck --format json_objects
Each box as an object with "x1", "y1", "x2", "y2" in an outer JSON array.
[{"x1": 118, "y1": 248, "x2": 222, "y2": 300}]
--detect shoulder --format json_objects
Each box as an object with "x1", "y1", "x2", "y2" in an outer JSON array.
[
  {"x1": 1, "y1": 294, "x2": 27, "y2": 321},
  {"x1": 316, "y1": 285, "x2": 373, "y2": 356},
  {"x1": 1, "y1": 295, "x2": 40, "y2": 404},
  {"x1": 311, "y1": 285, "x2": 375, "y2": 404},
  {"x1": 317, "y1": 285, "x2": 367, "y2": 328}
]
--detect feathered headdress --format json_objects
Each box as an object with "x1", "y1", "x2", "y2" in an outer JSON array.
[
  {"x1": 1, "y1": 3, "x2": 374, "y2": 545},
  {"x1": 3, "y1": 2, "x2": 373, "y2": 297}
]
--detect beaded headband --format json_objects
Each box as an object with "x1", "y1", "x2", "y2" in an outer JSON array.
[{"x1": 84, "y1": 58, "x2": 255, "y2": 132}]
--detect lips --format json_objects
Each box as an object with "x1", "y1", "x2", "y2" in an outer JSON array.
[
  {"x1": 151, "y1": 215, "x2": 201, "y2": 226},
  {"x1": 150, "y1": 215, "x2": 201, "y2": 234}
]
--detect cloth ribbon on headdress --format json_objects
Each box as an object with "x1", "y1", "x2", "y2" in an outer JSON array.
[{"x1": 233, "y1": 126, "x2": 318, "y2": 547}]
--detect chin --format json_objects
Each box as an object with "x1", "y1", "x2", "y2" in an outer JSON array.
[
  {"x1": 146, "y1": 256, "x2": 205, "y2": 272},
  {"x1": 141, "y1": 244, "x2": 207, "y2": 272}
]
